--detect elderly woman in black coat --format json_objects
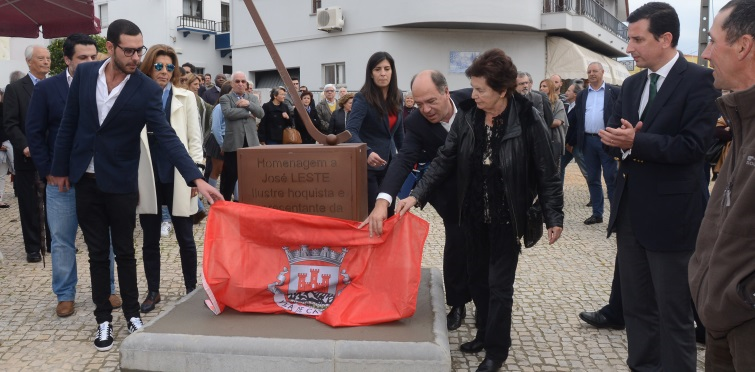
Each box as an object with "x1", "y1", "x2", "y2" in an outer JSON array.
[{"x1": 397, "y1": 48, "x2": 563, "y2": 372}]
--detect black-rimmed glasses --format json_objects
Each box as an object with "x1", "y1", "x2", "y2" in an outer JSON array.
[
  {"x1": 154, "y1": 63, "x2": 175, "y2": 72},
  {"x1": 116, "y1": 44, "x2": 147, "y2": 57}
]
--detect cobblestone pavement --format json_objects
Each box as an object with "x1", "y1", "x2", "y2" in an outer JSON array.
[{"x1": 0, "y1": 164, "x2": 706, "y2": 371}]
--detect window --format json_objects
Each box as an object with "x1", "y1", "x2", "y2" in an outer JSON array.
[
  {"x1": 311, "y1": 0, "x2": 321, "y2": 14},
  {"x1": 183, "y1": 0, "x2": 203, "y2": 18},
  {"x1": 322, "y1": 63, "x2": 345, "y2": 86},
  {"x1": 99, "y1": 4, "x2": 109, "y2": 28},
  {"x1": 220, "y1": 3, "x2": 230, "y2": 32},
  {"x1": 195, "y1": 67, "x2": 205, "y2": 75}
]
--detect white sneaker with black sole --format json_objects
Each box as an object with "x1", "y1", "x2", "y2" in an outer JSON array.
[
  {"x1": 127, "y1": 317, "x2": 144, "y2": 333},
  {"x1": 94, "y1": 321, "x2": 114, "y2": 351}
]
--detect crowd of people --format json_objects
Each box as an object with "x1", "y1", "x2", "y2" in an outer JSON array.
[{"x1": 2, "y1": 1, "x2": 754, "y2": 371}]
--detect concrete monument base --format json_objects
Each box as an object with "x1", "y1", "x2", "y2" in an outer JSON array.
[{"x1": 120, "y1": 268, "x2": 451, "y2": 372}]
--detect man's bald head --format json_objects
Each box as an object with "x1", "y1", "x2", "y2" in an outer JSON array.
[{"x1": 410, "y1": 70, "x2": 453, "y2": 124}]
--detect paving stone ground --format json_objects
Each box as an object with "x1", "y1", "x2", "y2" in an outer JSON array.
[{"x1": 0, "y1": 164, "x2": 706, "y2": 371}]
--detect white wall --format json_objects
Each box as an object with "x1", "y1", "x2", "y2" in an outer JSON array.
[{"x1": 231, "y1": 29, "x2": 547, "y2": 92}]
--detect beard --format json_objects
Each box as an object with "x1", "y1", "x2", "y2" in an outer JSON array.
[{"x1": 112, "y1": 56, "x2": 138, "y2": 75}]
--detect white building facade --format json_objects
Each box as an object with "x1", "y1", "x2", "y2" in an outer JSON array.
[
  {"x1": 94, "y1": 0, "x2": 233, "y2": 76},
  {"x1": 228, "y1": 0, "x2": 630, "y2": 92}
]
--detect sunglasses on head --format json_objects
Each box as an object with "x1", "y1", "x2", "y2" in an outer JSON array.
[{"x1": 154, "y1": 63, "x2": 175, "y2": 72}]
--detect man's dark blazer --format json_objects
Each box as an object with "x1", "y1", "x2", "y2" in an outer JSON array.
[
  {"x1": 26, "y1": 71, "x2": 68, "y2": 178},
  {"x1": 378, "y1": 89, "x2": 471, "y2": 221},
  {"x1": 3, "y1": 74, "x2": 36, "y2": 172},
  {"x1": 606, "y1": 53, "x2": 720, "y2": 252},
  {"x1": 51, "y1": 61, "x2": 203, "y2": 194},
  {"x1": 568, "y1": 82, "x2": 621, "y2": 150},
  {"x1": 345, "y1": 92, "x2": 404, "y2": 170}
]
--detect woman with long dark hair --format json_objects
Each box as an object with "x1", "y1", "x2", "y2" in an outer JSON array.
[
  {"x1": 346, "y1": 51, "x2": 404, "y2": 215},
  {"x1": 397, "y1": 48, "x2": 563, "y2": 371}
]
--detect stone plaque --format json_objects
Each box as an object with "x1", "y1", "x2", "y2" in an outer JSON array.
[{"x1": 237, "y1": 144, "x2": 368, "y2": 221}]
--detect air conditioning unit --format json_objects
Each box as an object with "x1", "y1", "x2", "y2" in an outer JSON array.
[{"x1": 317, "y1": 7, "x2": 344, "y2": 32}]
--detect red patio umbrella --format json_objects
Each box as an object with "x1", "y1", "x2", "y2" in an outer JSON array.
[{"x1": 0, "y1": 0, "x2": 100, "y2": 39}]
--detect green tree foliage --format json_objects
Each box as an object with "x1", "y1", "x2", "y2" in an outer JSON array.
[{"x1": 47, "y1": 35, "x2": 108, "y2": 75}]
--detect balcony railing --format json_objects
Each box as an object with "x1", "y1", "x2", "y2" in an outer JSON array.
[
  {"x1": 178, "y1": 15, "x2": 217, "y2": 32},
  {"x1": 219, "y1": 21, "x2": 230, "y2": 33},
  {"x1": 543, "y1": 0, "x2": 628, "y2": 41}
]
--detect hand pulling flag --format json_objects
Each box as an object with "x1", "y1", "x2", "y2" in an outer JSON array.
[{"x1": 202, "y1": 201, "x2": 430, "y2": 327}]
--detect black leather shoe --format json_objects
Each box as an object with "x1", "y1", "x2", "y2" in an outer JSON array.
[
  {"x1": 26, "y1": 252, "x2": 42, "y2": 263},
  {"x1": 460, "y1": 338, "x2": 485, "y2": 353},
  {"x1": 446, "y1": 305, "x2": 465, "y2": 331},
  {"x1": 140, "y1": 291, "x2": 161, "y2": 313},
  {"x1": 583, "y1": 215, "x2": 603, "y2": 225},
  {"x1": 585, "y1": 201, "x2": 592, "y2": 207},
  {"x1": 579, "y1": 311, "x2": 625, "y2": 330},
  {"x1": 476, "y1": 357, "x2": 504, "y2": 372}
]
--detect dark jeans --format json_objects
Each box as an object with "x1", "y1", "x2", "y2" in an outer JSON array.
[
  {"x1": 220, "y1": 150, "x2": 238, "y2": 201},
  {"x1": 582, "y1": 134, "x2": 617, "y2": 218},
  {"x1": 139, "y1": 182, "x2": 197, "y2": 293},
  {"x1": 75, "y1": 177, "x2": 140, "y2": 323},
  {"x1": 466, "y1": 221, "x2": 519, "y2": 361},
  {"x1": 15, "y1": 169, "x2": 51, "y2": 254}
]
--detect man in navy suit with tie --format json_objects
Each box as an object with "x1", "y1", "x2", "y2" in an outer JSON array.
[
  {"x1": 50, "y1": 19, "x2": 222, "y2": 352},
  {"x1": 598, "y1": 3, "x2": 720, "y2": 370},
  {"x1": 361, "y1": 70, "x2": 471, "y2": 331}
]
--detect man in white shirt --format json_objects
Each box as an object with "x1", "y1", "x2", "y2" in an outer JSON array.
[
  {"x1": 50, "y1": 19, "x2": 222, "y2": 352},
  {"x1": 598, "y1": 3, "x2": 719, "y2": 370}
]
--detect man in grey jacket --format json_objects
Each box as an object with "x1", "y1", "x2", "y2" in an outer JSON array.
[{"x1": 219, "y1": 71, "x2": 264, "y2": 201}]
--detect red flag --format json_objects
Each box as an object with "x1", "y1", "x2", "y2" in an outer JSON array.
[{"x1": 201, "y1": 201, "x2": 429, "y2": 327}]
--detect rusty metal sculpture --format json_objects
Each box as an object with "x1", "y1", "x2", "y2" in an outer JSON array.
[{"x1": 241, "y1": 0, "x2": 351, "y2": 146}]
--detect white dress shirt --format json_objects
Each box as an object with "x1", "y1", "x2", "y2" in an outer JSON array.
[
  {"x1": 622, "y1": 52, "x2": 680, "y2": 159},
  {"x1": 86, "y1": 59, "x2": 131, "y2": 173}
]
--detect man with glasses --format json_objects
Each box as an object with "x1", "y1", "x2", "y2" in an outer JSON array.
[
  {"x1": 218, "y1": 71, "x2": 263, "y2": 201},
  {"x1": 50, "y1": 19, "x2": 223, "y2": 352},
  {"x1": 316, "y1": 83, "x2": 337, "y2": 127}
]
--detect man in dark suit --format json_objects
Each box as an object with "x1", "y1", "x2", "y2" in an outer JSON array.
[
  {"x1": 2, "y1": 44, "x2": 51, "y2": 263},
  {"x1": 598, "y1": 3, "x2": 720, "y2": 370},
  {"x1": 25, "y1": 34, "x2": 117, "y2": 318},
  {"x1": 568, "y1": 62, "x2": 620, "y2": 225},
  {"x1": 50, "y1": 19, "x2": 222, "y2": 352},
  {"x1": 201, "y1": 73, "x2": 226, "y2": 104},
  {"x1": 361, "y1": 70, "x2": 471, "y2": 331}
]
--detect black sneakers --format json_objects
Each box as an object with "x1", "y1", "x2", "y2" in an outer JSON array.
[
  {"x1": 127, "y1": 317, "x2": 144, "y2": 334},
  {"x1": 94, "y1": 321, "x2": 114, "y2": 351}
]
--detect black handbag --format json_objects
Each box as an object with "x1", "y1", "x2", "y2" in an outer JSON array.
[{"x1": 524, "y1": 198, "x2": 544, "y2": 248}]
